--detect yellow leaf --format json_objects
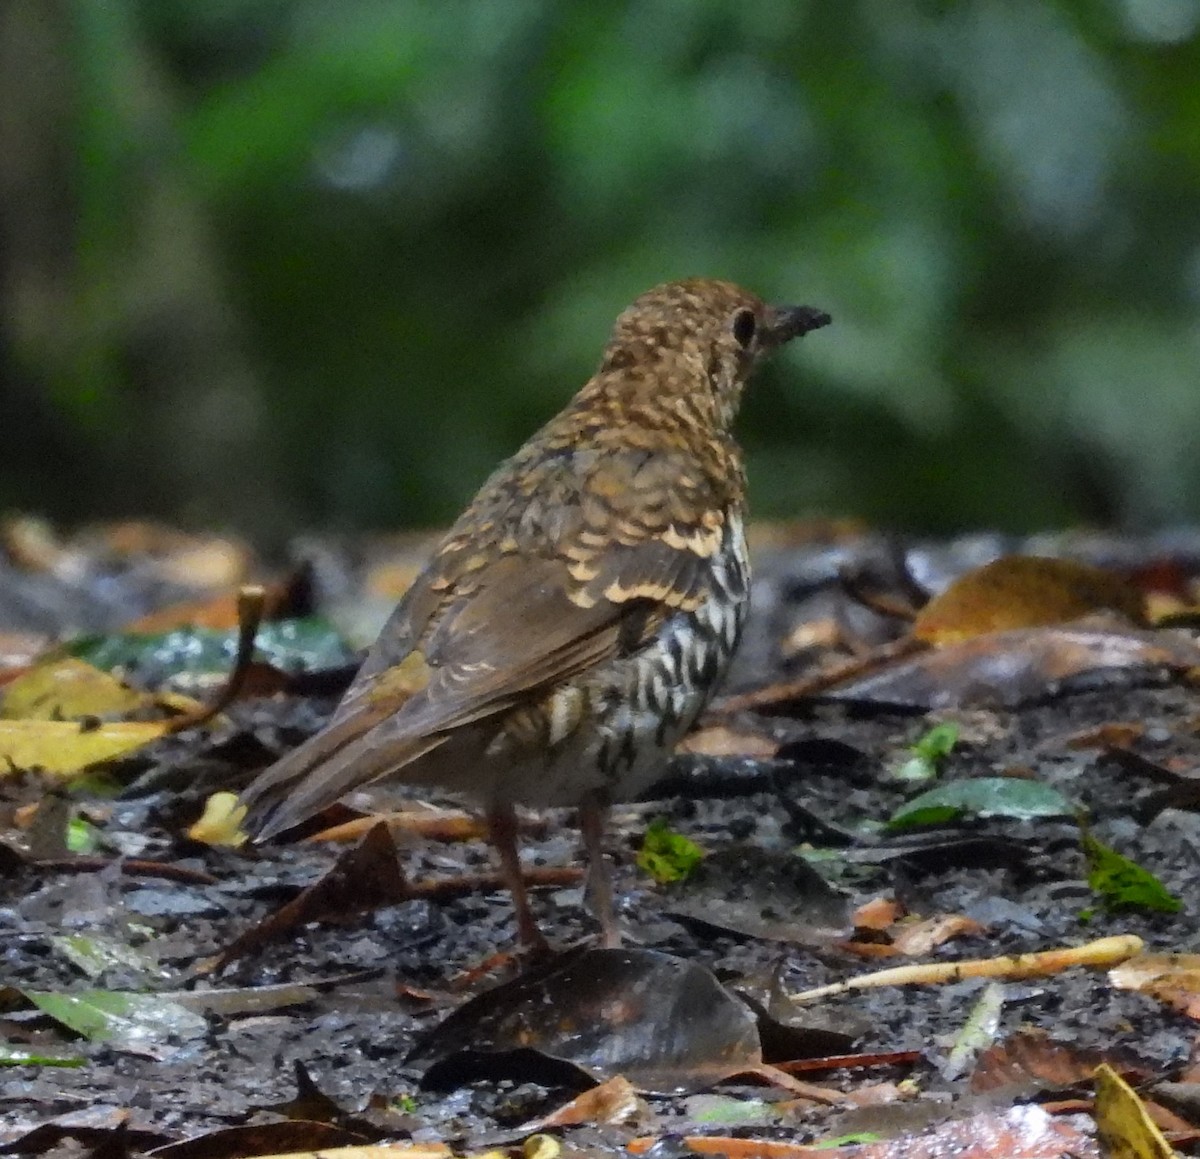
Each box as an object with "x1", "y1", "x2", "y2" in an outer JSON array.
[
  {"x1": 1093, "y1": 1062, "x2": 1178, "y2": 1159},
  {"x1": 188, "y1": 792, "x2": 249, "y2": 848},
  {"x1": 0, "y1": 656, "x2": 204, "y2": 722},
  {"x1": 0, "y1": 719, "x2": 169, "y2": 777},
  {"x1": 1, "y1": 658, "x2": 147, "y2": 720},
  {"x1": 914, "y1": 556, "x2": 1145, "y2": 645}
]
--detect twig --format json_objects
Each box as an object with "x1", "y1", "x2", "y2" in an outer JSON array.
[{"x1": 788, "y1": 934, "x2": 1144, "y2": 1003}]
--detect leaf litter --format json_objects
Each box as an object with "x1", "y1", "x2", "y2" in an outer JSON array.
[{"x1": 4, "y1": 524, "x2": 1200, "y2": 1154}]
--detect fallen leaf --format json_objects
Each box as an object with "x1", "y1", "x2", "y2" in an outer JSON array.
[
  {"x1": 0, "y1": 657, "x2": 199, "y2": 721},
  {"x1": 1063, "y1": 722, "x2": 1146, "y2": 750},
  {"x1": 852, "y1": 897, "x2": 903, "y2": 932},
  {"x1": 523, "y1": 1075, "x2": 641, "y2": 1129},
  {"x1": 887, "y1": 777, "x2": 1071, "y2": 830},
  {"x1": 890, "y1": 914, "x2": 986, "y2": 956},
  {"x1": 914, "y1": 556, "x2": 1145, "y2": 644},
  {"x1": 627, "y1": 1103, "x2": 1094, "y2": 1158},
  {"x1": 0, "y1": 719, "x2": 170, "y2": 777},
  {"x1": 13, "y1": 988, "x2": 207, "y2": 1058},
  {"x1": 1110, "y1": 953, "x2": 1200, "y2": 1019},
  {"x1": 824, "y1": 621, "x2": 1200, "y2": 711},
  {"x1": 677, "y1": 726, "x2": 779, "y2": 757},
  {"x1": 1093, "y1": 1062, "x2": 1177, "y2": 1159},
  {"x1": 1082, "y1": 830, "x2": 1182, "y2": 915},
  {"x1": 408, "y1": 947, "x2": 765, "y2": 1096},
  {"x1": 213, "y1": 822, "x2": 410, "y2": 969},
  {"x1": 187, "y1": 791, "x2": 249, "y2": 848},
  {"x1": 972, "y1": 1029, "x2": 1146, "y2": 1096}
]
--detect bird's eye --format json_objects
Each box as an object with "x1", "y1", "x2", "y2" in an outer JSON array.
[{"x1": 731, "y1": 309, "x2": 757, "y2": 348}]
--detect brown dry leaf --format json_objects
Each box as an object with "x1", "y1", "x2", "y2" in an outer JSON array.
[
  {"x1": 1093, "y1": 1062, "x2": 1178, "y2": 1159},
  {"x1": 305, "y1": 809, "x2": 490, "y2": 845},
  {"x1": 213, "y1": 823, "x2": 410, "y2": 969},
  {"x1": 97, "y1": 521, "x2": 250, "y2": 588},
  {"x1": 0, "y1": 719, "x2": 171, "y2": 777},
  {"x1": 913, "y1": 556, "x2": 1145, "y2": 645},
  {"x1": 1111, "y1": 953, "x2": 1200, "y2": 1020},
  {"x1": 890, "y1": 914, "x2": 986, "y2": 956},
  {"x1": 145, "y1": 1122, "x2": 376, "y2": 1159},
  {"x1": 852, "y1": 896, "x2": 903, "y2": 932},
  {"x1": 1064, "y1": 722, "x2": 1146, "y2": 750},
  {"x1": 523, "y1": 1075, "x2": 640, "y2": 1129},
  {"x1": 971, "y1": 1029, "x2": 1144, "y2": 1095},
  {"x1": 677, "y1": 725, "x2": 778, "y2": 757},
  {"x1": 125, "y1": 570, "x2": 306, "y2": 634},
  {"x1": 127, "y1": 591, "x2": 252, "y2": 633}
]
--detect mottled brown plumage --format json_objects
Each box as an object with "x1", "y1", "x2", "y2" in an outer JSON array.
[{"x1": 240, "y1": 278, "x2": 830, "y2": 948}]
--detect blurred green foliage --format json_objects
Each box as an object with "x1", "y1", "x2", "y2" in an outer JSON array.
[{"x1": 3, "y1": 0, "x2": 1200, "y2": 539}]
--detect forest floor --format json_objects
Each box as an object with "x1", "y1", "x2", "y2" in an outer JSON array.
[{"x1": 3, "y1": 520, "x2": 1200, "y2": 1159}]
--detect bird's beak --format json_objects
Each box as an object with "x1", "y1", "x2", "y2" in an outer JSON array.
[{"x1": 764, "y1": 304, "x2": 832, "y2": 345}]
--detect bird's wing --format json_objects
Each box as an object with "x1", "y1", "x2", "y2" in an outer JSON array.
[{"x1": 240, "y1": 448, "x2": 738, "y2": 838}]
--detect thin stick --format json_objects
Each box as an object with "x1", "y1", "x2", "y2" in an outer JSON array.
[{"x1": 788, "y1": 934, "x2": 1144, "y2": 1004}]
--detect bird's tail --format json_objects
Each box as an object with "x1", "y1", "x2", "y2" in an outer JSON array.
[{"x1": 240, "y1": 708, "x2": 444, "y2": 841}]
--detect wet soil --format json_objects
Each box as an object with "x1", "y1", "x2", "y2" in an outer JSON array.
[{"x1": 3, "y1": 529, "x2": 1200, "y2": 1155}]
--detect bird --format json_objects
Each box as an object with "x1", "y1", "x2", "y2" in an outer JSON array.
[{"x1": 239, "y1": 278, "x2": 830, "y2": 950}]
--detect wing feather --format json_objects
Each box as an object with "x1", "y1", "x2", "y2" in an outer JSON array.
[{"x1": 241, "y1": 447, "x2": 736, "y2": 838}]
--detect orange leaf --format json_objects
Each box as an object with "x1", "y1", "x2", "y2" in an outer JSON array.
[{"x1": 914, "y1": 556, "x2": 1145, "y2": 645}]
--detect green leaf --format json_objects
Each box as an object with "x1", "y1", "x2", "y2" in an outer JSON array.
[
  {"x1": 20, "y1": 989, "x2": 207, "y2": 1053},
  {"x1": 888, "y1": 723, "x2": 959, "y2": 784},
  {"x1": 69, "y1": 617, "x2": 355, "y2": 685},
  {"x1": 685, "y1": 1095, "x2": 773, "y2": 1125},
  {"x1": 48, "y1": 935, "x2": 166, "y2": 984},
  {"x1": 66, "y1": 818, "x2": 100, "y2": 854},
  {"x1": 636, "y1": 819, "x2": 704, "y2": 884},
  {"x1": 887, "y1": 777, "x2": 1071, "y2": 830},
  {"x1": 0, "y1": 1046, "x2": 85, "y2": 1068},
  {"x1": 1081, "y1": 830, "x2": 1182, "y2": 914}
]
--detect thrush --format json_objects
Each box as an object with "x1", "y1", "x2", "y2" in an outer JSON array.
[{"x1": 240, "y1": 278, "x2": 830, "y2": 949}]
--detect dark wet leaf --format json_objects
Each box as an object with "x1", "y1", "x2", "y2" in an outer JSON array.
[
  {"x1": 664, "y1": 845, "x2": 852, "y2": 945},
  {"x1": 823, "y1": 622, "x2": 1200, "y2": 710},
  {"x1": 261, "y1": 1060, "x2": 355, "y2": 1124},
  {"x1": 146, "y1": 1120, "x2": 372, "y2": 1159},
  {"x1": 887, "y1": 778, "x2": 1071, "y2": 830},
  {"x1": 212, "y1": 822, "x2": 409, "y2": 968},
  {"x1": 0, "y1": 1107, "x2": 173, "y2": 1156},
  {"x1": 408, "y1": 947, "x2": 762, "y2": 1095}
]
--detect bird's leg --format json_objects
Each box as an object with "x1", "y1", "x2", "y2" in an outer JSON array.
[
  {"x1": 486, "y1": 802, "x2": 548, "y2": 954},
  {"x1": 579, "y1": 790, "x2": 620, "y2": 948}
]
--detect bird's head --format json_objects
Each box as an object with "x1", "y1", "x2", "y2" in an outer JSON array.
[{"x1": 599, "y1": 278, "x2": 830, "y2": 428}]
